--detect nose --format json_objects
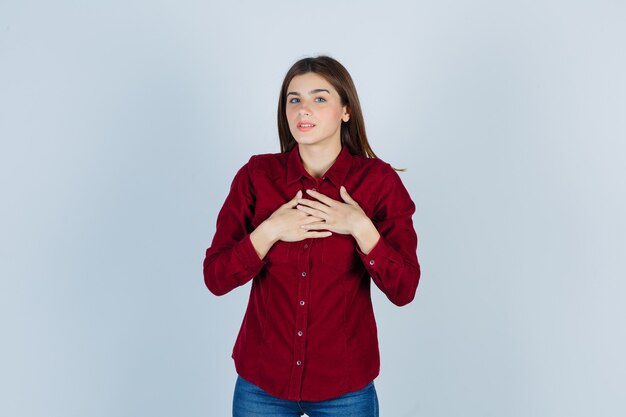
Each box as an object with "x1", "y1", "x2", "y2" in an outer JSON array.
[{"x1": 298, "y1": 104, "x2": 311, "y2": 116}]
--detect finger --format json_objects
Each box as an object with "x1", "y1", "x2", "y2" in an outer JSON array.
[
  {"x1": 301, "y1": 215, "x2": 325, "y2": 225},
  {"x1": 305, "y1": 189, "x2": 337, "y2": 207},
  {"x1": 296, "y1": 204, "x2": 327, "y2": 219},
  {"x1": 339, "y1": 186, "x2": 358, "y2": 206},
  {"x1": 284, "y1": 190, "x2": 303, "y2": 208},
  {"x1": 305, "y1": 231, "x2": 332, "y2": 238},
  {"x1": 297, "y1": 197, "x2": 330, "y2": 212},
  {"x1": 300, "y1": 221, "x2": 329, "y2": 230}
]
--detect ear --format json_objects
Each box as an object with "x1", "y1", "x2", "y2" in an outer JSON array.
[{"x1": 342, "y1": 106, "x2": 351, "y2": 122}]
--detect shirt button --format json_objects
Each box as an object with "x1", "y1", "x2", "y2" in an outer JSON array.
[
  {"x1": 311, "y1": 188, "x2": 316, "y2": 192},
  {"x1": 299, "y1": 300, "x2": 305, "y2": 306},
  {"x1": 369, "y1": 260, "x2": 375, "y2": 266},
  {"x1": 296, "y1": 360, "x2": 302, "y2": 366},
  {"x1": 301, "y1": 271, "x2": 307, "y2": 277},
  {"x1": 297, "y1": 331, "x2": 303, "y2": 336},
  {"x1": 304, "y1": 244, "x2": 309, "y2": 249}
]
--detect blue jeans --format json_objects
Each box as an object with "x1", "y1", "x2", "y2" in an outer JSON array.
[{"x1": 233, "y1": 375, "x2": 379, "y2": 417}]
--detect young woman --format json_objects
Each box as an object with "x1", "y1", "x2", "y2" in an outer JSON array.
[{"x1": 203, "y1": 55, "x2": 421, "y2": 417}]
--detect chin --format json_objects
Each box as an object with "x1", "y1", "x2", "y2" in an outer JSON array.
[{"x1": 293, "y1": 136, "x2": 320, "y2": 146}]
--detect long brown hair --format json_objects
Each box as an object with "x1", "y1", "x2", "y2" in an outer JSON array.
[{"x1": 277, "y1": 56, "x2": 378, "y2": 158}]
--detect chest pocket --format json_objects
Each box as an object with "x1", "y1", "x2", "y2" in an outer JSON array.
[{"x1": 321, "y1": 233, "x2": 360, "y2": 273}]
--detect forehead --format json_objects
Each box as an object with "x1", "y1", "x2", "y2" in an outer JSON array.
[{"x1": 287, "y1": 72, "x2": 338, "y2": 95}]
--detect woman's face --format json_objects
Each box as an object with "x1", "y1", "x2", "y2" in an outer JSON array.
[{"x1": 285, "y1": 72, "x2": 349, "y2": 149}]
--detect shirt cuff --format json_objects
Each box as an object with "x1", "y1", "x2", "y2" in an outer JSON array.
[
  {"x1": 357, "y1": 235, "x2": 393, "y2": 274},
  {"x1": 234, "y1": 233, "x2": 267, "y2": 275}
]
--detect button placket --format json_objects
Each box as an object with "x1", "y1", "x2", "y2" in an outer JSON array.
[{"x1": 290, "y1": 227, "x2": 311, "y2": 399}]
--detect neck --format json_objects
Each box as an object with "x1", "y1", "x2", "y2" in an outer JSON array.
[{"x1": 298, "y1": 142, "x2": 341, "y2": 180}]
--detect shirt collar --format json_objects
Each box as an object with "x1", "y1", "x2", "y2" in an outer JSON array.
[{"x1": 286, "y1": 145, "x2": 353, "y2": 187}]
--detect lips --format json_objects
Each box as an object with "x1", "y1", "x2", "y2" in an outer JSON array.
[{"x1": 297, "y1": 121, "x2": 316, "y2": 132}]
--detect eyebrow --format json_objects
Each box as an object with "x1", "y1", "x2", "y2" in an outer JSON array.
[{"x1": 286, "y1": 88, "x2": 331, "y2": 97}]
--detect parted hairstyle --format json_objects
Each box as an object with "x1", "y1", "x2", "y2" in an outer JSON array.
[{"x1": 277, "y1": 56, "x2": 378, "y2": 159}]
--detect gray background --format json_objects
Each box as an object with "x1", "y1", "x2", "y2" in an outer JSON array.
[{"x1": 1, "y1": 1, "x2": 624, "y2": 416}]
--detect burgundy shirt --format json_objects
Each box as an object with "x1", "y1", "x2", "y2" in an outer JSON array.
[{"x1": 203, "y1": 145, "x2": 420, "y2": 401}]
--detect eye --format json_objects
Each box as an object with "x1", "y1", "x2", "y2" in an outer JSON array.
[
  {"x1": 288, "y1": 97, "x2": 300, "y2": 104},
  {"x1": 315, "y1": 97, "x2": 326, "y2": 103}
]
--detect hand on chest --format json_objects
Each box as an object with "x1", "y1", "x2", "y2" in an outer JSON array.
[{"x1": 251, "y1": 177, "x2": 374, "y2": 274}]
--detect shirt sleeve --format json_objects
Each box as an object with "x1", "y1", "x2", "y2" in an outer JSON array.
[
  {"x1": 203, "y1": 158, "x2": 267, "y2": 296},
  {"x1": 357, "y1": 166, "x2": 421, "y2": 306}
]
